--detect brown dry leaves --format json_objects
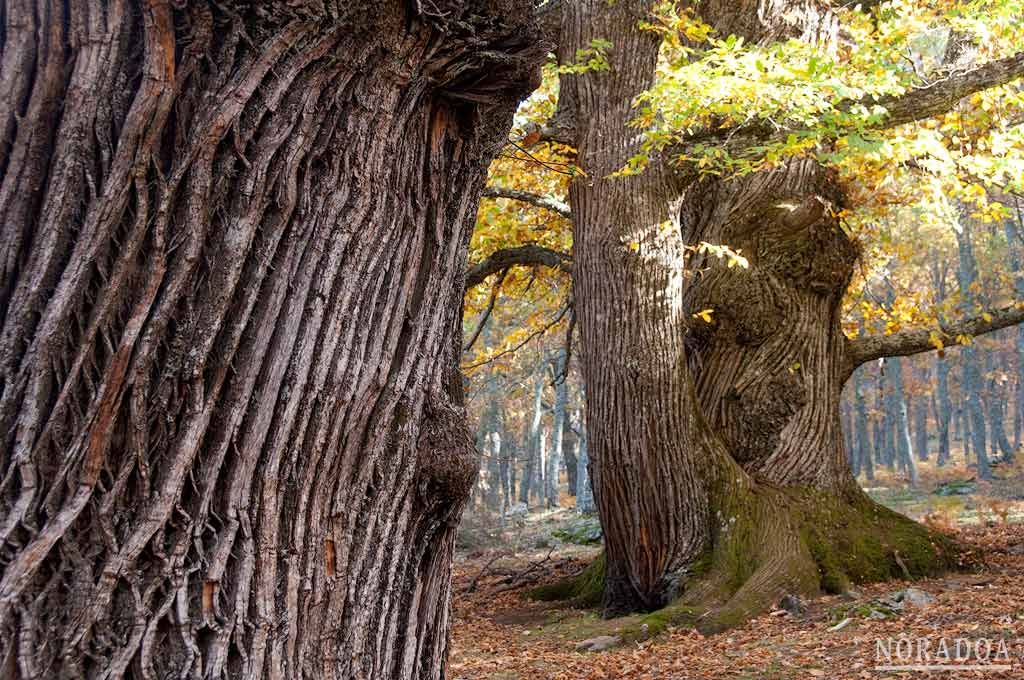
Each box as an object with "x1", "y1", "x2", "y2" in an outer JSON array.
[{"x1": 448, "y1": 525, "x2": 1024, "y2": 679}]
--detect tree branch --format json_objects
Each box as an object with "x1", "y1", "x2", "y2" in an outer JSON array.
[
  {"x1": 855, "y1": 51, "x2": 1024, "y2": 130},
  {"x1": 845, "y1": 303, "x2": 1024, "y2": 372},
  {"x1": 676, "y1": 51, "x2": 1024, "y2": 165},
  {"x1": 536, "y1": 0, "x2": 564, "y2": 47},
  {"x1": 481, "y1": 186, "x2": 571, "y2": 218},
  {"x1": 518, "y1": 119, "x2": 577, "y2": 147},
  {"x1": 465, "y1": 245, "x2": 572, "y2": 289},
  {"x1": 463, "y1": 270, "x2": 508, "y2": 352}
]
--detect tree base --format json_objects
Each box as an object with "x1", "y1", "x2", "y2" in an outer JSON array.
[{"x1": 529, "y1": 487, "x2": 958, "y2": 635}]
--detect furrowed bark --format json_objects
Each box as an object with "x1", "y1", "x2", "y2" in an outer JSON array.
[{"x1": 0, "y1": 2, "x2": 543, "y2": 678}]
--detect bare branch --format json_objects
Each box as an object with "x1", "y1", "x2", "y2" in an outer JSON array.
[
  {"x1": 845, "y1": 303, "x2": 1024, "y2": 372},
  {"x1": 465, "y1": 245, "x2": 572, "y2": 289},
  {"x1": 482, "y1": 186, "x2": 572, "y2": 218},
  {"x1": 461, "y1": 302, "x2": 571, "y2": 370},
  {"x1": 463, "y1": 270, "x2": 508, "y2": 352}
]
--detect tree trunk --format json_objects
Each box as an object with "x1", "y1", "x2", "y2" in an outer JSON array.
[
  {"x1": 519, "y1": 379, "x2": 543, "y2": 505},
  {"x1": 914, "y1": 366, "x2": 930, "y2": 462},
  {"x1": 935, "y1": 357, "x2": 953, "y2": 466},
  {"x1": 575, "y1": 411, "x2": 595, "y2": 514},
  {"x1": 874, "y1": 364, "x2": 896, "y2": 469},
  {"x1": 853, "y1": 365, "x2": 875, "y2": 481},
  {"x1": 955, "y1": 222, "x2": 992, "y2": 479},
  {"x1": 546, "y1": 351, "x2": 569, "y2": 508},
  {"x1": 555, "y1": 0, "x2": 953, "y2": 628},
  {"x1": 0, "y1": 2, "x2": 543, "y2": 677},
  {"x1": 1005, "y1": 213, "x2": 1024, "y2": 455},
  {"x1": 984, "y1": 351, "x2": 1014, "y2": 460},
  {"x1": 841, "y1": 392, "x2": 856, "y2": 469},
  {"x1": 885, "y1": 358, "x2": 918, "y2": 486}
]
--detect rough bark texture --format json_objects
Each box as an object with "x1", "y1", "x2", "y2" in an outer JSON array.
[
  {"x1": 564, "y1": 0, "x2": 720, "y2": 613},
  {"x1": 0, "y1": 2, "x2": 543, "y2": 677}
]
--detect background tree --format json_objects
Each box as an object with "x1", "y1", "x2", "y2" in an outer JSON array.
[{"x1": 465, "y1": 0, "x2": 1024, "y2": 629}]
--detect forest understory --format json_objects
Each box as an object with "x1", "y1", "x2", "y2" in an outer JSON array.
[{"x1": 450, "y1": 462, "x2": 1024, "y2": 679}]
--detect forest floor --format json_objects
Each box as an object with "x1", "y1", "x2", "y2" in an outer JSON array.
[{"x1": 449, "y1": 461, "x2": 1024, "y2": 679}]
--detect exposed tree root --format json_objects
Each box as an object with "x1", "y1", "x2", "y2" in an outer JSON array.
[{"x1": 528, "y1": 487, "x2": 958, "y2": 640}]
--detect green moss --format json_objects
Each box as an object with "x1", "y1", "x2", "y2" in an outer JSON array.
[
  {"x1": 797, "y1": 488, "x2": 958, "y2": 589},
  {"x1": 536, "y1": 484, "x2": 959, "y2": 641},
  {"x1": 527, "y1": 553, "x2": 606, "y2": 607},
  {"x1": 636, "y1": 603, "x2": 698, "y2": 637}
]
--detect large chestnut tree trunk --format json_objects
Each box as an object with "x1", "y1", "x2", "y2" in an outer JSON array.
[
  {"x1": 0, "y1": 2, "x2": 542, "y2": 677},
  {"x1": 546, "y1": 0, "x2": 963, "y2": 629}
]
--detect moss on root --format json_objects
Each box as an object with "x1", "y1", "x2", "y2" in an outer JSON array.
[
  {"x1": 798, "y1": 488, "x2": 959, "y2": 593},
  {"x1": 529, "y1": 486, "x2": 959, "y2": 640},
  {"x1": 686, "y1": 485, "x2": 958, "y2": 632},
  {"x1": 527, "y1": 553, "x2": 606, "y2": 608}
]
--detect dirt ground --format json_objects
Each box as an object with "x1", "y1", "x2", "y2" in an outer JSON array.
[{"x1": 448, "y1": 522, "x2": 1024, "y2": 679}]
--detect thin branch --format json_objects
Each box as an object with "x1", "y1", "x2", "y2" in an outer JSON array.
[
  {"x1": 518, "y1": 120, "x2": 577, "y2": 148},
  {"x1": 461, "y1": 302, "x2": 571, "y2": 370},
  {"x1": 465, "y1": 245, "x2": 572, "y2": 289},
  {"x1": 553, "y1": 303, "x2": 575, "y2": 386},
  {"x1": 482, "y1": 186, "x2": 571, "y2": 218},
  {"x1": 845, "y1": 303, "x2": 1024, "y2": 372},
  {"x1": 463, "y1": 270, "x2": 507, "y2": 352}
]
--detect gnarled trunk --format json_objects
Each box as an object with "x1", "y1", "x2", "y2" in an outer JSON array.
[
  {"x1": 555, "y1": 0, "x2": 953, "y2": 627},
  {"x1": 0, "y1": 2, "x2": 542, "y2": 677}
]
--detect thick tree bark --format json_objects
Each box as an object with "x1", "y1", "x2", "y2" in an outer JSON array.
[{"x1": 0, "y1": 2, "x2": 543, "y2": 677}]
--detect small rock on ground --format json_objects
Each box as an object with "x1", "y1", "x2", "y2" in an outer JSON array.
[{"x1": 575, "y1": 635, "x2": 621, "y2": 652}]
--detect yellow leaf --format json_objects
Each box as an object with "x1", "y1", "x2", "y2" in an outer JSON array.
[{"x1": 693, "y1": 309, "x2": 714, "y2": 323}]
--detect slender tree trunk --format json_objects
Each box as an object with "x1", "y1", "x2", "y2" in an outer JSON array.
[
  {"x1": 874, "y1": 365, "x2": 897, "y2": 469},
  {"x1": 853, "y1": 365, "x2": 874, "y2": 481},
  {"x1": 984, "y1": 351, "x2": 1014, "y2": 460},
  {"x1": 564, "y1": 435, "x2": 579, "y2": 497},
  {"x1": 886, "y1": 358, "x2": 918, "y2": 486},
  {"x1": 936, "y1": 357, "x2": 953, "y2": 466},
  {"x1": 498, "y1": 426, "x2": 513, "y2": 518},
  {"x1": 1005, "y1": 214, "x2": 1024, "y2": 455},
  {"x1": 564, "y1": 401, "x2": 579, "y2": 498},
  {"x1": 0, "y1": 3, "x2": 543, "y2": 677},
  {"x1": 546, "y1": 351, "x2": 569, "y2": 507},
  {"x1": 842, "y1": 393, "x2": 856, "y2": 468},
  {"x1": 955, "y1": 222, "x2": 992, "y2": 479},
  {"x1": 520, "y1": 378, "x2": 544, "y2": 506},
  {"x1": 914, "y1": 366, "x2": 930, "y2": 462},
  {"x1": 575, "y1": 411, "x2": 595, "y2": 514}
]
